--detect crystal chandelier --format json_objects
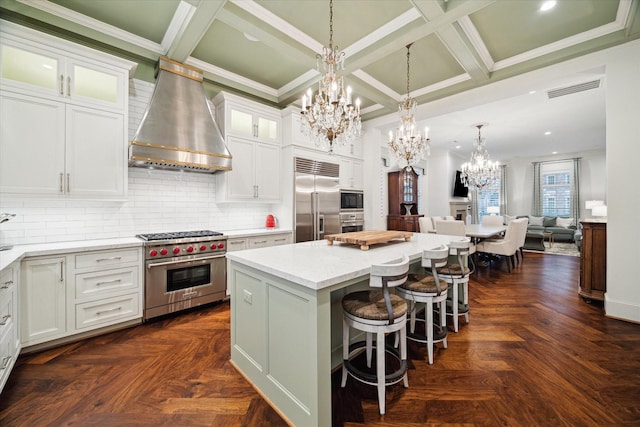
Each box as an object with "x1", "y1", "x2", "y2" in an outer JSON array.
[
  {"x1": 388, "y1": 43, "x2": 430, "y2": 170},
  {"x1": 300, "y1": 0, "x2": 361, "y2": 153},
  {"x1": 460, "y1": 124, "x2": 499, "y2": 189}
]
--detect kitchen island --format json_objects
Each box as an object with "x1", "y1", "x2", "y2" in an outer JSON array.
[{"x1": 226, "y1": 232, "x2": 460, "y2": 426}]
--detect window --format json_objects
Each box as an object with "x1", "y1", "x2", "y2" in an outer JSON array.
[
  {"x1": 476, "y1": 178, "x2": 500, "y2": 221},
  {"x1": 542, "y1": 171, "x2": 571, "y2": 217}
]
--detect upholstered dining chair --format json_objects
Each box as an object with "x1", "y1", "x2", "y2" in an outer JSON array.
[
  {"x1": 481, "y1": 215, "x2": 504, "y2": 227},
  {"x1": 419, "y1": 216, "x2": 435, "y2": 233},
  {"x1": 476, "y1": 218, "x2": 526, "y2": 272},
  {"x1": 434, "y1": 220, "x2": 477, "y2": 264}
]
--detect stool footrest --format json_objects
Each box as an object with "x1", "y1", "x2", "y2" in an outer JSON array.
[
  {"x1": 343, "y1": 341, "x2": 407, "y2": 386},
  {"x1": 407, "y1": 325, "x2": 447, "y2": 344}
]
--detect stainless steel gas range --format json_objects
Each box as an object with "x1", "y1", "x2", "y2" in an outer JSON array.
[{"x1": 136, "y1": 230, "x2": 227, "y2": 320}]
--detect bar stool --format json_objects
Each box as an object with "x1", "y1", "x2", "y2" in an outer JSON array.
[
  {"x1": 396, "y1": 245, "x2": 450, "y2": 364},
  {"x1": 341, "y1": 255, "x2": 410, "y2": 415},
  {"x1": 436, "y1": 239, "x2": 472, "y2": 333}
]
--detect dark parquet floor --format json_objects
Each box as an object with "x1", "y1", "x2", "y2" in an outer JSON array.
[{"x1": 1, "y1": 252, "x2": 640, "y2": 426}]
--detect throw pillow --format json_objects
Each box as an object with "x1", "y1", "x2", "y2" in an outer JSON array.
[
  {"x1": 556, "y1": 217, "x2": 574, "y2": 228},
  {"x1": 543, "y1": 216, "x2": 557, "y2": 227},
  {"x1": 529, "y1": 216, "x2": 543, "y2": 226}
]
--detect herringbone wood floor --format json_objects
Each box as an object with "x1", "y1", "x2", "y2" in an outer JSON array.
[{"x1": 1, "y1": 252, "x2": 640, "y2": 426}]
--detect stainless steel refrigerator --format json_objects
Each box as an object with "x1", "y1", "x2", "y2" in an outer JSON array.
[{"x1": 295, "y1": 157, "x2": 340, "y2": 243}]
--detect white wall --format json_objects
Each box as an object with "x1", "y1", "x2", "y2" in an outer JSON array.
[{"x1": 0, "y1": 79, "x2": 274, "y2": 246}]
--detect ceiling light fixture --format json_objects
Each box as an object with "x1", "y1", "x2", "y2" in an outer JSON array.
[
  {"x1": 300, "y1": 0, "x2": 361, "y2": 153},
  {"x1": 388, "y1": 43, "x2": 430, "y2": 170},
  {"x1": 540, "y1": 1, "x2": 557, "y2": 12},
  {"x1": 460, "y1": 124, "x2": 499, "y2": 189}
]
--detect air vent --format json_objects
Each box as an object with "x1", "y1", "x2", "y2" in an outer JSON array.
[{"x1": 547, "y1": 79, "x2": 601, "y2": 99}]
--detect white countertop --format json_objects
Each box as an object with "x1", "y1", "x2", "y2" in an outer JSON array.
[
  {"x1": 226, "y1": 232, "x2": 462, "y2": 291},
  {"x1": 0, "y1": 228, "x2": 293, "y2": 272}
]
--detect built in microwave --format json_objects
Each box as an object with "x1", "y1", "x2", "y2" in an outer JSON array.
[{"x1": 340, "y1": 190, "x2": 363, "y2": 211}]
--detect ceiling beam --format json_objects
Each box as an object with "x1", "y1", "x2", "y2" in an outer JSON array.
[{"x1": 166, "y1": 0, "x2": 227, "y2": 62}]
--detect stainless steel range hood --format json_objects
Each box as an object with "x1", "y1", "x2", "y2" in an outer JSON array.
[{"x1": 129, "y1": 57, "x2": 231, "y2": 173}]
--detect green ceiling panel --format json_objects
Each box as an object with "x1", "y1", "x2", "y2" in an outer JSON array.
[
  {"x1": 49, "y1": 0, "x2": 180, "y2": 43},
  {"x1": 470, "y1": 0, "x2": 620, "y2": 61},
  {"x1": 192, "y1": 20, "x2": 309, "y2": 90},
  {"x1": 362, "y1": 34, "x2": 465, "y2": 95}
]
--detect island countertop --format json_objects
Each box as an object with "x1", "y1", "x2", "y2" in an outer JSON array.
[{"x1": 226, "y1": 231, "x2": 461, "y2": 290}]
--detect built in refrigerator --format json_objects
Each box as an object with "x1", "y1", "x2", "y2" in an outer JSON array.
[{"x1": 294, "y1": 157, "x2": 340, "y2": 243}]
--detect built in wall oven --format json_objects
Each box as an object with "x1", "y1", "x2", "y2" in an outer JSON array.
[
  {"x1": 340, "y1": 190, "x2": 363, "y2": 211},
  {"x1": 136, "y1": 230, "x2": 227, "y2": 320},
  {"x1": 340, "y1": 211, "x2": 364, "y2": 233}
]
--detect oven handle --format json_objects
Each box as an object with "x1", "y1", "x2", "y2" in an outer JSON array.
[{"x1": 146, "y1": 254, "x2": 225, "y2": 269}]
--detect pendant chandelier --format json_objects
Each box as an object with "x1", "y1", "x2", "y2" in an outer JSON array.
[
  {"x1": 300, "y1": 0, "x2": 361, "y2": 153},
  {"x1": 460, "y1": 124, "x2": 499, "y2": 189},
  {"x1": 388, "y1": 43, "x2": 430, "y2": 170}
]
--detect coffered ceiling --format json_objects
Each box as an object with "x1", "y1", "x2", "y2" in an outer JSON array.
[{"x1": 2, "y1": 0, "x2": 639, "y2": 160}]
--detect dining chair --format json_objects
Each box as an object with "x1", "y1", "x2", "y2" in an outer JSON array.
[
  {"x1": 481, "y1": 215, "x2": 504, "y2": 227},
  {"x1": 476, "y1": 219, "x2": 525, "y2": 272},
  {"x1": 434, "y1": 220, "x2": 477, "y2": 259},
  {"x1": 419, "y1": 216, "x2": 435, "y2": 233}
]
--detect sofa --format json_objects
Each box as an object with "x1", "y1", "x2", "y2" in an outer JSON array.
[{"x1": 511, "y1": 215, "x2": 577, "y2": 243}]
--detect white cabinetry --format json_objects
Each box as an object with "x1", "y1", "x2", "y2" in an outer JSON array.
[
  {"x1": 339, "y1": 158, "x2": 363, "y2": 190},
  {"x1": 227, "y1": 238, "x2": 248, "y2": 252},
  {"x1": 213, "y1": 92, "x2": 281, "y2": 202},
  {"x1": 0, "y1": 21, "x2": 135, "y2": 199},
  {"x1": 0, "y1": 262, "x2": 20, "y2": 394},
  {"x1": 20, "y1": 246, "x2": 142, "y2": 349},
  {"x1": 21, "y1": 256, "x2": 67, "y2": 345},
  {"x1": 248, "y1": 232, "x2": 292, "y2": 249}
]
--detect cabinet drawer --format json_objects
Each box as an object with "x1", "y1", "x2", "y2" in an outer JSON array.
[
  {"x1": 0, "y1": 284, "x2": 15, "y2": 337},
  {"x1": 75, "y1": 292, "x2": 140, "y2": 330},
  {"x1": 227, "y1": 238, "x2": 248, "y2": 252},
  {"x1": 74, "y1": 248, "x2": 139, "y2": 269},
  {"x1": 0, "y1": 320, "x2": 18, "y2": 391},
  {"x1": 75, "y1": 266, "x2": 139, "y2": 299}
]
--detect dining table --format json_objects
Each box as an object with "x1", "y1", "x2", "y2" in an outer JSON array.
[{"x1": 464, "y1": 223, "x2": 507, "y2": 241}]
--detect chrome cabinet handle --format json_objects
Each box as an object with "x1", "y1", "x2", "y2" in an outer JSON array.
[
  {"x1": 96, "y1": 256, "x2": 122, "y2": 262},
  {"x1": 1, "y1": 356, "x2": 11, "y2": 370},
  {"x1": 0, "y1": 314, "x2": 10, "y2": 325},
  {"x1": 66, "y1": 173, "x2": 70, "y2": 193},
  {"x1": 96, "y1": 279, "x2": 122, "y2": 286},
  {"x1": 67, "y1": 76, "x2": 71, "y2": 96},
  {"x1": 59, "y1": 75, "x2": 64, "y2": 95},
  {"x1": 96, "y1": 306, "x2": 122, "y2": 316},
  {"x1": 59, "y1": 173, "x2": 64, "y2": 193},
  {"x1": 60, "y1": 260, "x2": 64, "y2": 282},
  {"x1": 252, "y1": 240, "x2": 267, "y2": 245},
  {"x1": 1, "y1": 280, "x2": 13, "y2": 289}
]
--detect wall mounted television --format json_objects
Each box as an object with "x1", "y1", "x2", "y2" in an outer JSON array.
[{"x1": 453, "y1": 170, "x2": 469, "y2": 198}]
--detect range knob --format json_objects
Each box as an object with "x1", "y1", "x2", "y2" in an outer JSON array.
[
  {"x1": 150, "y1": 249, "x2": 158, "y2": 257},
  {"x1": 210, "y1": 243, "x2": 217, "y2": 250},
  {"x1": 200, "y1": 245, "x2": 207, "y2": 251},
  {"x1": 173, "y1": 247, "x2": 181, "y2": 255},
  {"x1": 218, "y1": 243, "x2": 225, "y2": 249},
  {"x1": 187, "y1": 246, "x2": 194, "y2": 253},
  {"x1": 160, "y1": 248, "x2": 168, "y2": 256}
]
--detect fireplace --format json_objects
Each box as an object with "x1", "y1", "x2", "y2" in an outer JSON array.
[{"x1": 450, "y1": 201, "x2": 471, "y2": 220}]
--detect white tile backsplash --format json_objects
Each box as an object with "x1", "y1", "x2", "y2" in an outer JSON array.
[{"x1": 0, "y1": 79, "x2": 275, "y2": 246}]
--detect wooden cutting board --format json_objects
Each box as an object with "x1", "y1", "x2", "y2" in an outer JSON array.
[{"x1": 325, "y1": 230, "x2": 413, "y2": 251}]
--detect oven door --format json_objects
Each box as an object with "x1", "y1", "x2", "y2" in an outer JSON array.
[
  {"x1": 340, "y1": 190, "x2": 363, "y2": 210},
  {"x1": 341, "y1": 222, "x2": 364, "y2": 233},
  {"x1": 145, "y1": 254, "x2": 226, "y2": 317}
]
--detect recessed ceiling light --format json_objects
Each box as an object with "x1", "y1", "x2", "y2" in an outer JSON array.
[
  {"x1": 545, "y1": 131, "x2": 552, "y2": 135},
  {"x1": 529, "y1": 90, "x2": 536, "y2": 95},
  {"x1": 456, "y1": 145, "x2": 461, "y2": 149},
  {"x1": 540, "y1": 1, "x2": 556, "y2": 12},
  {"x1": 243, "y1": 32, "x2": 259, "y2": 42},
  {"x1": 552, "y1": 151, "x2": 558, "y2": 154}
]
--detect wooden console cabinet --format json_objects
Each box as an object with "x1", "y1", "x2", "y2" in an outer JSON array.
[
  {"x1": 579, "y1": 220, "x2": 607, "y2": 301},
  {"x1": 387, "y1": 169, "x2": 423, "y2": 232}
]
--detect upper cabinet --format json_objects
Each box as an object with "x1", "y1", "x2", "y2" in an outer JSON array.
[
  {"x1": 340, "y1": 158, "x2": 363, "y2": 190},
  {"x1": 213, "y1": 92, "x2": 281, "y2": 202},
  {"x1": 0, "y1": 21, "x2": 136, "y2": 199},
  {"x1": 214, "y1": 92, "x2": 280, "y2": 145}
]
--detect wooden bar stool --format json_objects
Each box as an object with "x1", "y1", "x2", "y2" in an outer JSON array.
[
  {"x1": 436, "y1": 239, "x2": 472, "y2": 332},
  {"x1": 396, "y1": 245, "x2": 450, "y2": 364},
  {"x1": 341, "y1": 255, "x2": 410, "y2": 415}
]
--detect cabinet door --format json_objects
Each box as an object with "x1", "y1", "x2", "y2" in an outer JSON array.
[
  {"x1": 66, "y1": 58, "x2": 126, "y2": 110},
  {"x1": 227, "y1": 104, "x2": 280, "y2": 144},
  {"x1": 255, "y1": 143, "x2": 280, "y2": 201},
  {"x1": 0, "y1": 92, "x2": 66, "y2": 194},
  {"x1": 0, "y1": 41, "x2": 64, "y2": 98},
  {"x1": 224, "y1": 137, "x2": 256, "y2": 200},
  {"x1": 65, "y1": 105, "x2": 125, "y2": 197},
  {"x1": 21, "y1": 257, "x2": 67, "y2": 345}
]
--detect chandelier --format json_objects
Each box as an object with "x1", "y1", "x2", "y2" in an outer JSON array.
[
  {"x1": 460, "y1": 124, "x2": 499, "y2": 189},
  {"x1": 300, "y1": 0, "x2": 361, "y2": 153},
  {"x1": 388, "y1": 43, "x2": 430, "y2": 170}
]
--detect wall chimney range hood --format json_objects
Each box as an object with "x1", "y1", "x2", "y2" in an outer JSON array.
[{"x1": 129, "y1": 57, "x2": 232, "y2": 173}]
